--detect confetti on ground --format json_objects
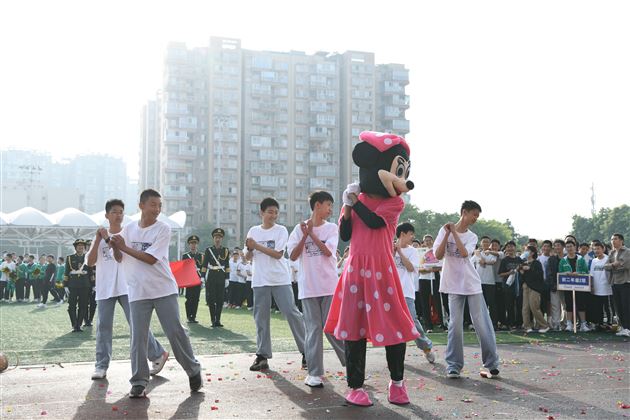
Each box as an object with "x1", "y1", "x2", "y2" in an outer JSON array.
[
  {"x1": 436, "y1": 396, "x2": 444, "y2": 401},
  {"x1": 462, "y1": 398, "x2": 473, "y2": 403},
  {"x1": 211, "y1": 406, "x2": 219, "y2": 411},
  {"x1": 112, "y1": 406, "x2": 119, "y2": 411},
  {"x1": 40, "y1": 410, "x2": 47, "y2": 415}
]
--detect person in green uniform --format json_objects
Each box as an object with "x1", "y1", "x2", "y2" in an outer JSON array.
[
  {"x1": 25, "y1": 255, "x2": 39, "y2": 302},
  {"x1": 56, "y1": 257, "x2": 66, "y2": 301},
  {"x1": 202, "y1": 228, "x2": 230, "y2": 327},
  {"x1": 16, "y1": 255, "x2": 28, "y2": 302},
  {"x1": 183, "y1": 235, "x2": 204, "y2": 323},
  {"x1": 64, "y1": 239, "x2": 92, "y2": 332}
]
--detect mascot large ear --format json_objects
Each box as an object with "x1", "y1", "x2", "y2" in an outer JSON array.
[{"x1": 352, "y1": 142, "x2": 380, "y2": 168}]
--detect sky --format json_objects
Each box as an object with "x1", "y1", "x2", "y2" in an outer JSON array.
[{"x1": 1, "y1": 0, "x2": 628, "y2": 239}]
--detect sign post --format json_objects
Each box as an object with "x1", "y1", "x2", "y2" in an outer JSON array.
[{"x1": 557, "y1": 273, "x2": 591, "y2": 333}]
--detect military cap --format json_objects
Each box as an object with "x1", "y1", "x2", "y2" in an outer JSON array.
[
  {"x1": 212, "y1": 228, "x2": 225, "y2": 238},
  {"x1": 187, "y1": 235, "x2": 200, "y2": 244},
  {"x1": 73, "y1": 239, "x2": 87, "y2": 247}
]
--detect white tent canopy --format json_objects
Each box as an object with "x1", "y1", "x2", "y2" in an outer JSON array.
[{"x1": 0, "y1": 207, "x2": 186, "y2": 257}]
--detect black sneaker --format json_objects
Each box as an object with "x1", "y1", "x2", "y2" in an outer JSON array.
[
  {"x1": 215, "y1": 322, "x2": 224, "y2": 327},
  {"x1": 447, "y1": 370, "x2": 460, "y2": 379},
  {"x1": 189, "y1": 372, "x2": 202, "y2": 392},
  {"x1": 129, "y1": 385, "x2": 146, "y2": 398},
  {"x1": 188, "y1": 319, "x2": 199, "y2": 324},
  {"x1": 301, "y1": 354, "x2": 307, "y2": 369},
  {"x1": 249, "y1": 356, "x2": 269, "y2": 371}
]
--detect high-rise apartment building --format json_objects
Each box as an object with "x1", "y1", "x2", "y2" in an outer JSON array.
[{"x1": 144, "y1": 37, "x2": 409, "y2": 244}]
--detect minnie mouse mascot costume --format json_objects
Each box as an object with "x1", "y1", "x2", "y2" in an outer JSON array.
[{"x1": 324, "y1": 131, "x2": 419, "y2": 406}]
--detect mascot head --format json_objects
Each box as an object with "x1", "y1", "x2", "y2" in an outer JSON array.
[{"x1": 352, "y1": 131, "x2": 414, "y2": 198}]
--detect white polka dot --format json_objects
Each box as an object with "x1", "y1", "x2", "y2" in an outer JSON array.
[
  {"x1": 338, "y1": 292, "x2": 343, "y2": 299},
  {"x1": 347, "y1": 265, "x2": 354, "y2": 273},
  {"x1": 375, "y1": 272, "x2": 382, "y2": 280},
  {"x1": 360, "y1": 268, "x2": 365, "y2": 277},
  {"x1": 375, "y1": 333, "x2": 384, "y2": 342},
  {"x1": 350, "y1": 285, "x2": 358, "y2": 294},
  {"x1": 340, "y1": 330, "x2": 348, "y2": 339},
  {"x1": 365, "y1": 270, "x2": 372, "y2": 278},
  {"x1": 384, "y1": 138, "x2": 393, "y2": 145},
  {"x1": 359, "y1": 328, "x2": 366, "y2": 337},
  {"x1": 397, "y1": 331, "x2": 403, "y2": 339},
  {"x1": 374, "y1": 291, "x2": 380, "y2": 300},
  {"x1": 411, "y1": 327, "x2": 418, "y2": 335},
  {"x1": 388, "y1": 266, "x2": 393, "y2": 273},
  {"x1": 384, "y1": 302, "x2": 391, "y2": 311},
  {"x1": 387, "y1": 287, "x2": 394, "y2": 295},
  {"x1": 366, "y1": 303, "x2": 372, "y2": 312},
  {"x1": 357, "y1": 300, "x2": 364, "y2": 309}
]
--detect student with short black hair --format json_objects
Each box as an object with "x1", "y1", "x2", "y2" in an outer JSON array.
[
  {"x1": 86, "y1": 198, "x2": 167, "y2": 381},
  {"x1": 434, "y1": 200, "x2": 499, "y2": 379},
  {"x1": 110, "y1": 189, "x2": 202, "y2": 397},
  {"x1": 498, "y1": 241, "x2": 523, "y2": 329},
  {"x1": 519, "y1": 246, "x2": 549, "y2": 333},
  {"x1": 394, "y1": 223, "x2": 435, "y2": 363},
  {"x1": 559, "y1": 240, "x2": 590, "y2": 332},
  {"x1": 590, "y1": 241, "x2": 613, "y2": 330},
  {"x1": 245, "y1": 196, "x2": 306, "y2": 372},
  {"x1": 288, "y1": 190, "x2": 345, "y2": 388}
]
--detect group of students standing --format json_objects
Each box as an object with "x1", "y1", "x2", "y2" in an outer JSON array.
[{"x1": 392, "y1": 231, "x2": 630, "y2": 338}]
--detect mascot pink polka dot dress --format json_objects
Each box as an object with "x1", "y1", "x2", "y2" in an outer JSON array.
[
  {"x1": 325, "y1": 193, "x2": 420, "y2": 345},
  {"x1": 324, "y1": 131, "x2": 418, "y2": 407}
]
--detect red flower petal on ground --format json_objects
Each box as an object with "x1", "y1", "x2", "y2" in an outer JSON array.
[
  {"x1": 112, "y1": 406, "x2": 118, "y2": 411},
  {"x1": 436, "y1": 396, "x2": 444, "y2": 401},
  {"x1": 211, "y1": 406, "x2": 219, "y2": 411}
]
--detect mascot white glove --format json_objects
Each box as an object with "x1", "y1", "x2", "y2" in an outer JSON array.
[{"x1": 342, "y1": 182, "x2": 361, "y2": 207}]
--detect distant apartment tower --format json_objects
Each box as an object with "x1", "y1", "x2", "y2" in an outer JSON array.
[
  {"x1": 144, "y1": 37, "x2": 409, "y2": 242},
  {"x1": 139, "y1": 100, "x2": 160, "y2": 191}
]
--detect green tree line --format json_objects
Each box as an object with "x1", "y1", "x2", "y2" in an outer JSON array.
[{"x1": 571, "y1": 205, "x2": 630, "y2": 243}]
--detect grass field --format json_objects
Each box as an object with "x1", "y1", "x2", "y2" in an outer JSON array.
[{"x1": 0, "y1": 296, "x2": 626, "y2": 366}]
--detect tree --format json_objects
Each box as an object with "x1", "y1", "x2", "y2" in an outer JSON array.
[{"x1": 571, "y1": 205, "x2": 630, "y2": 243}]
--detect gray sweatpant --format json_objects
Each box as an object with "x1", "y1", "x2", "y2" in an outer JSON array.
[
  {"x1": 129, "y1": 294, "x2": 201, "y2": 387},
  {"x1": 445, "y1": 293, "x2": 499, "y2": 373},
  {"x1": 302, "y1": 295, "x2": 346, "y2": 376},
  {"x1": 253, "y1": 285, "x2": 305, "y2": 359},
  {"x1": 95, "y1": 294, "x2": 164, "y2": 370},
  {"x1": 404, "y1": 297, "x2": 433, "y2": 351}
]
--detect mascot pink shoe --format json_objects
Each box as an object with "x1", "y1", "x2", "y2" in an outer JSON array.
[
  {"x1": 387, "y1": 380, "x2": 410, "y2": 405},
  {"x1": 345, "y1": 388, "x2": 373, "y2": 407}
]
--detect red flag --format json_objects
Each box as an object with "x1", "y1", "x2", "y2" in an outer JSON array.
[{"x1": 170, "y1": 259, "x2": 202, "y2": 288}]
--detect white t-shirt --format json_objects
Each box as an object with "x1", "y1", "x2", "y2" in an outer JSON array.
[
  {"x1": 0, "y1": 261, "x2": 16, "y2": 282},
  {"x1": 229, "y1": 259, "x2": 240, "y2": 283},
  {"x1": 394, "y1": 246, "x2": 421, "y2": 299},
  {"x1": 590, "y1": 254, "x2": 612, "y2": 296},
  {"x1": 287, "y1": 258, "x2": 299, "y2": 283},
  {"x1": 475, "y1": 250, "x2": 497, "y2": 286},
  {"x1": 94, "y1": 231, "x2": 128, "y2": 300},
  {"x1": 237, "y1": 260, "x2": 252, "y2": 282},
  {"x1": 537, "y1": 254, "x2": 550, "y2": 280},
  {"x1": 120, "y1": 220, "x2": 178, "y2": 302},
  {"x1": 286, "y1": 221, "x2": 339, "y2": 299},
  {"x1": 246, "y1": 224, "x2": 290, "y2": 287},
  {"x1": 434, "y1": 226, "x2": 482, "y2": 295}
]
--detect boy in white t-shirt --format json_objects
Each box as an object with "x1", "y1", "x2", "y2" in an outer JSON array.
[
  {"x1": 237, "y1": 252, "x2": 253, "y2": 309},
  {"x1": 590, "y1": 241, "x2": 613, "y2": 329},
  {"x1": 110, "y1": 189, "x2": 201, "y2": 398},
  {"x1": 433, "y1": 200, "x2": 499, "y2": 379},
  {"x1": 393, "y1": 223, "x2": 435, "y2": 363},
  {"x1": 287, "y1": 191, "x2": 346, "y2": 388},
  {"x1": 86, "y1": 199, "x2": 167, "y2": 381},
  {"x1": 245, "y1": 197, "x2": 306, "y2": 372}
]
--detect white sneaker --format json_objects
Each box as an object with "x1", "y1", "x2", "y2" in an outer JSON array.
[
  {"x1": 565, "y1": 321, "x2": 574, "y2": 332},
  {"x1": 91, "y1": 368, "x2": 107, "y2": 379},
  {"x1": 304, "y1": 375, "x2": 323, "y2": 388},
  {"x1": 150, "y1": 351, "x2": 169, "y2": 375},
  {"x1": 526, "y1": 328, "x2": 533, "y2": 333},
  {"x1": 37, "y1": 303, "x2": 45, "y2": 309},
  {"x1": 423, "y1": 350, "x2": 436, "y2": 364},
  {"x1": 580, "y1": 322, "x2": 591, "y2": 332},
  {"x1": 538, "y1": 327, "x2": 550, "y2": 333},
  {"x1": 615, "y1": 328, "x2": 630, "y2": 337}
]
